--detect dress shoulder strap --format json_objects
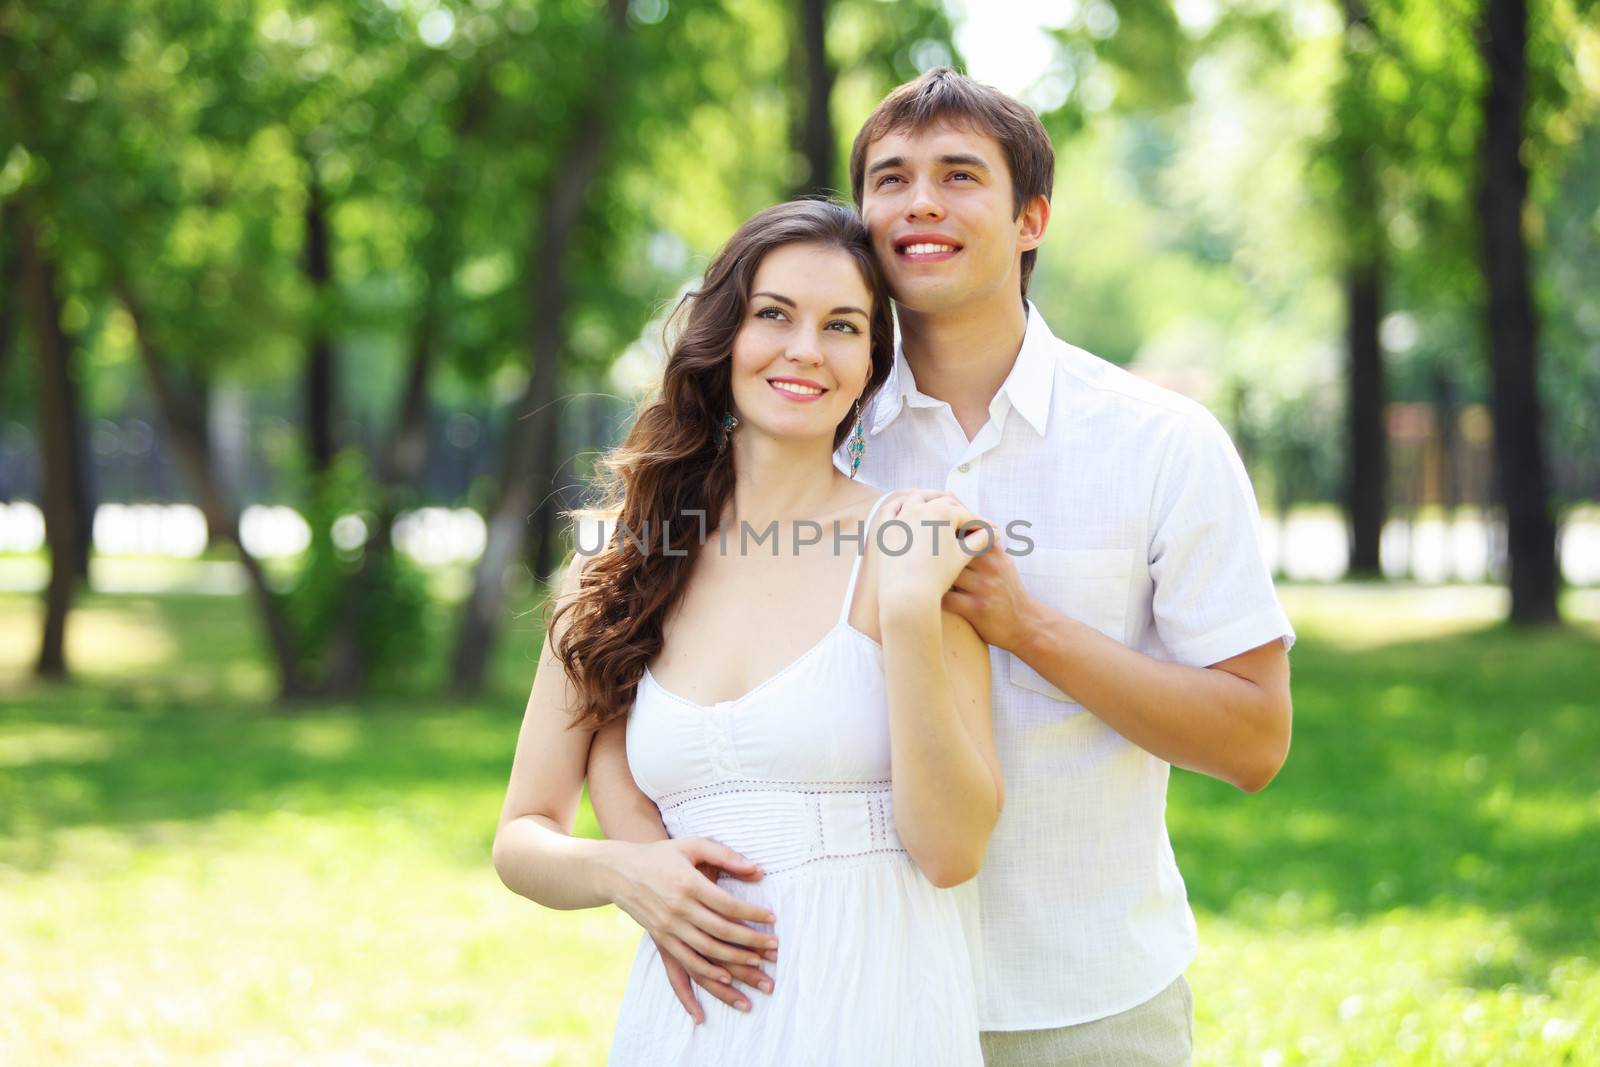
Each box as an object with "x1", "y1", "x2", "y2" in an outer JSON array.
[{"x1": 837, "y1": 490, "x2": 897, "y2": 627}]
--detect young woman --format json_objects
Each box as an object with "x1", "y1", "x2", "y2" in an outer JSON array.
[{"x1": 492, "y1": 200, "x2": 1002, "y2": 1065}]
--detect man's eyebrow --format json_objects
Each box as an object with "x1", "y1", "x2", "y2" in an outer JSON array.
[
  {"x1": 752, "y1": 292, "x2": 796, "y2": 307},
  {"x1": 938, "y1": 153, "x2": 991, "y2": 171},
  {"x1": 866, "y1": 152, "x2": 991, "y2": 176}
]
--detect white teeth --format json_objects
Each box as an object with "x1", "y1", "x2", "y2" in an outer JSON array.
[
  {"x1": 770, "y1": 380, "x2": 823, "y2": 396},
  {"x1": 902, "y1": 243, "x2": 957, "y2": 255}
]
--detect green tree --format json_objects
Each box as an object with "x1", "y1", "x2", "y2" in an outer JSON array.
[
  {"x1": 1477, "y1": 0, "x2": 1559, "y2": 621},
  {"x1": 443, "y1": 0, "x2": 961, "y2": 693},
  {"x1": 1332, "y1": 0, "x2": 1389, "y2": 576}
]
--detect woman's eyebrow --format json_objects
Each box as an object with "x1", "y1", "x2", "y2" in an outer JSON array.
[{"x1": 754, "y1": 292, "x2": 866, "y2": 318}]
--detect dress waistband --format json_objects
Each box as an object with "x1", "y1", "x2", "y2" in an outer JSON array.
[{"x1": 657, "y1": 781, "x2": 904, "y2": 876}]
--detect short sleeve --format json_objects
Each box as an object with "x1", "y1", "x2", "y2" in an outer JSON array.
[{"x1": 1146, "y1": 405, "x2": 1295, "y2": 666}]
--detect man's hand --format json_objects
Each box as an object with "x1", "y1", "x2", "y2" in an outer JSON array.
[
  {"x1": 654, "y1": 933, "x2": 776, "y2": 1021},
  {"x1": 655, "y1": 860, "x2": 777, "y2": 1021},
  {"x1": 606, "y1": 838, "x2": 778, "y2": 1022},
  {"x1": 939, "y1": 514, "x2": 1034, "y2": 654}
]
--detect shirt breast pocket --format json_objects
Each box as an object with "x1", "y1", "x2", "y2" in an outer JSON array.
[{"x1": 1006, "y1": 546, "x2": 1135, "y2": 704}]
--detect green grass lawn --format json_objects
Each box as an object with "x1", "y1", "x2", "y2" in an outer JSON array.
[{"x1": 1, "y1": 581, "x2": 1597, "y2": 1065}]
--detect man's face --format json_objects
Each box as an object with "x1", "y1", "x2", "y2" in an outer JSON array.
[{"x1": 858, "y1": 121, "x2": 1034, "y2": 315}]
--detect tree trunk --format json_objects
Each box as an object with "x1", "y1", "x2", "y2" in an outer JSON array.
[
  {"x1": 1345, "y1": 260, "x2": 1386, "y2": 576},
  {"x1": 790, "y1": 0, "x2": 836, "y2": 197},
  {"x1": 16, "y1": 208, "x2": 87, "y2": 679},
  {"x1": 448, "y1": 179, "x2": 586, "y2": 694},
  {"x1": 322, "y1": 74, "x2": 495, "y2": 697},
  {"x1": 319, "y1": 224, "x2": 449, "y2": 698},
  {"x1": 116, "y1": 281, "x2": 312, "y2": 697},
  {"x1": 1477, "y1": 0, "x2": 1559, "y2": 623},
  {"x1": 1338, "y1": 0, "x2": 1387, "y2": 579},
  {"x1": 1432, "y1": 367, "x2": 1459, "y2": 514},
  {"x1": 302, "y1": 155, "x2": 372, "y2": 695},
  {"x1": 449, "y1": 0, "x2": 629, "y2": 695},
  {"x1": 0, "y1": 204, "x2": 20, "y2": 419},
  {"x1": 383, "y1": 324, "x2": 437, "y2": 493},
  {"x1": 377, "y1": 71, "x2": 490, "y2": 503},
  {"x1": 302, "y1": 157, "x2": 337, "y2": 476}
]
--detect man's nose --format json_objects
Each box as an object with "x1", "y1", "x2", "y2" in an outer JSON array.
[{"x1": 907, "y1": 179, "x2": 945, "y2": 220}]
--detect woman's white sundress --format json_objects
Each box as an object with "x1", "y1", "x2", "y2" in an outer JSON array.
[{"x1": 608, "y1": 489, "x2": 983, "y2": 1066}]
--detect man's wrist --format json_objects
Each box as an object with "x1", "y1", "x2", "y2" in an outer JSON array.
[
  {"x1": 1017, "y1": 598, "x2": 1094, "y2": 662},
  {"x1": 590, "y1": 838, "x2": 634, "y2": 905},
  {"x1": 1014, "y1": 595, "x2": 1069, "y2": 663}
]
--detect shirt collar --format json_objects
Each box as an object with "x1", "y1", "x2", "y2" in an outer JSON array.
[{"x1": 870, "y1": 299, "x2": 1057, "y2": 439}]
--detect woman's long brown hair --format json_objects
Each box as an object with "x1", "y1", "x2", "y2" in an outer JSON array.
[{"x1": 548, "y1": 199, "x2": 895, "y2": 730}]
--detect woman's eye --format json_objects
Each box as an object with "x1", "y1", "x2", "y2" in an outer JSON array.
[
  {"x1": 755, "y1": 307, "x2": 786, "y2": 320},
  {"x1": 827, "y1": 321, "x2": 861, "y2": 334}
]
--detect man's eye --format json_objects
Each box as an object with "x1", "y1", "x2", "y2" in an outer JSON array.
[
  {"x1": 950, "y1": 171, "x2": 975, "y2": 181},
  {"x1": 876, "y1": 175, "x2": 902, "y2": 187}
]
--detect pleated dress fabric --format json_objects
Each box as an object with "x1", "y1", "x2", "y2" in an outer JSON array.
[{"x1": 607, "y1": 490, "x2": 983, "y2": 1066}]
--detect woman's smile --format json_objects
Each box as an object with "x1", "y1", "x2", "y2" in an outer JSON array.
[{"x1": 767, "y1": 376, "x2": 830, "y2": 402}]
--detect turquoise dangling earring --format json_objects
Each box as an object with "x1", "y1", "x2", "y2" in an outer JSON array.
[
  {"x1": 846, "y1": 398, "x2": 866, "y2": 479},
  {"x1": 716, "y1": 411, "x2": 739, "y2": 454}
]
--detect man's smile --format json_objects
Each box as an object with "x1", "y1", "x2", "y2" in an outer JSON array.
[{"x1": 893, "y1": 232, "x2": 964, "y2": 263}]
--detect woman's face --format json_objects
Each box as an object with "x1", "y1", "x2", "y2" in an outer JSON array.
[{"x1": 728, "y1": 241, "x2": 874, "y2": 447}]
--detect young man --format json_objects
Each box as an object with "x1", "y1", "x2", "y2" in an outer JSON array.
[
  {"x1": 825, "y1": 68, "x2": 1295, "y2": 1065},
  {"x1": 591, "y1": 69, "x2": 1293, "y2": 1065}
]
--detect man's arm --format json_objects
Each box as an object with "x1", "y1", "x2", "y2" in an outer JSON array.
[
  {"x1": 1013, "y1": 605, "x2": 1290, "y2": 792},
  {"x1": 495, "y1": 547, "x2": 775, "y2": 1024},
  {"x1": 942, "y1": 540, "x2": 1290, "y2": 792},
  {"x1": 941, "y1": 403, "x2": 1293, "y2": 793},
  {"x1": 587, "y1": 719, "x2": 776, "y2": 1020}
]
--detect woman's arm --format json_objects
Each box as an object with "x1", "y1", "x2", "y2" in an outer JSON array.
[
  {"x1": 875, "y1": 492, "x2": 1003, "y2": 889},
  {"x1": 881, "y1": 603, "x2": 1001, "y2": 887},
  {"x1": 491, "y1": 551, "x2": 778, "y2": 1010},
  {"x1": 490, "y1": 554, "x2": 637, "y2": 908}
]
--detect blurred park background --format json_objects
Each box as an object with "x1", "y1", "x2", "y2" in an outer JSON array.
[{"x1": 2, "y1": 0, "x2": 1598, "y2": 1064}]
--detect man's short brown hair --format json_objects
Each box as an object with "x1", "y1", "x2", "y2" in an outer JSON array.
[{"x1": 849, "y1": 67, "x2": 1056, "y2": 296}]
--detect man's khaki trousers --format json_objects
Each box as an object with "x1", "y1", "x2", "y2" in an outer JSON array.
[{"x1": 979, "y1": 973, "x2": 1193, "y2": 1067}]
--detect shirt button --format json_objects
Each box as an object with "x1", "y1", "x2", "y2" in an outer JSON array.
[{"x1": 956, "y1": 462, "x2": 971, "y2": 473}]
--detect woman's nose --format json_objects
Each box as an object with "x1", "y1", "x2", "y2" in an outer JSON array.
[{"x1": 785, "y1": 338, "x2": 823, "y2": 364}]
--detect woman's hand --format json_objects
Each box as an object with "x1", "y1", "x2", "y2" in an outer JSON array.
[
  {"x1": 875, "y1": 490, "x2": 997, "y2": 616},
  {"x1": 606, "y1": 838, "x2": 780, "y2": 1015}
]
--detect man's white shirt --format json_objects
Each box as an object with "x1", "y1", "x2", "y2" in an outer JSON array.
[{"x1": 834, "y1": 301, "x2": 1295, "y2": 1030}]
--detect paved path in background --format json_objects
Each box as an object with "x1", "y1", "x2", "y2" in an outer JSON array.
[
  {"x1": 0, "y1": 558, "x2": 249, "y2": 596},
  {"x1": 1, "y1": 514, "x2": 1598, "y2": 594}
]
